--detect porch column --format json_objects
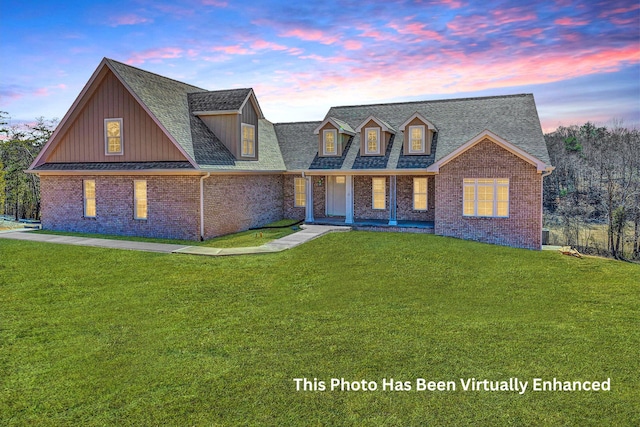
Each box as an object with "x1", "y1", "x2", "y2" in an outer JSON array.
[
  {"x1": 388, "y1": 175, "x2": 398, "y2": 226},
  {"x1": 305, "y1": 176, "x2": 314, "y2": 223},
  {"x1": 345, "y1": 175, "x2": 354, "y2": 224}
]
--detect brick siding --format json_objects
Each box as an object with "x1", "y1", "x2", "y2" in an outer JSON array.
[
  {"x1": 434, "y1": 139, "x2": 542, "y2": 249},
  {"x1": 202, "y1": 174, "x2": 283, "y2": 239},
  {"x1": 283, "y1": 174, "x2": 305, "y2": 220},
  {"x1": 353, "y1": 175, "x2": 388, "y2": 220},
  {"x1": 396, "y1": 175, "x2": 435, "y2": 222},
  {"x1": 40, "y1": 175, "x2": 200, "y2": 240},
  {"x1": 312, "y1": 176, "x2": 327, "y2": 219}
]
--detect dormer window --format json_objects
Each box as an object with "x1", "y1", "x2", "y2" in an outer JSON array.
[
  {"x1": 323, "y1": 129, "x2": 337, "y2": 155},
  {"x1": 241, "y1": 123, "x2": 255, "y2": 157},
  {"x1": 105, "y1": 118, "x2": 123, "y2": 155},
  {"x1": 365, "y1": 128, "x2": 380, "y2": 155},
  {"x1": 408, "y1": 125, "x2": 425, "y2": 153}
]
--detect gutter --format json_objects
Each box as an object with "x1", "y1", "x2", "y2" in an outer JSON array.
[{"x1": 200, "y1": 172, "x2": 210, "y2": 241}]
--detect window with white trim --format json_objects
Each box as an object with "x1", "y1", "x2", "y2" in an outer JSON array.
[
  {"x1": 365, "y1": 128, "x2": 380, "y2": 154},
  {"x1": 105, "y1": 118, "x2": 123, "y2": 155},
  {"x1": 84, "y1": 180, "x2": 96, "y2": 218},
  {"x1": 408, "y1": 125, "x2": 425, "y2": 153},
  {"x1": 413, "y1": 177, "x2": 427, "y2": 210},
  {"x1": 294, "y1": 177, "x2": 306, "y2": 207},
  {"x1": 372, "y1": 177, "x2": 386, "y2": 209},
  {"x1": 463, "y1": 178, "x2": 509, "y2": 217},
  {"x1": 241, "y1": 123, "x2": 255, "y2": 157},
  {"x1": 134, "y1": 180, "x2": 148, "y2": 220},
  {"x1": 323, "y1": 129, "x2": 337, "y2": 155}
]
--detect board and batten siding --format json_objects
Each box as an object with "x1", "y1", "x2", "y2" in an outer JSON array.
[{"x1": 46, "y1": 70, "x2": 187, "y2": 163}]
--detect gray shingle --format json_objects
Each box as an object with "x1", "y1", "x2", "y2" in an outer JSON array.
[
  {"x1": 274, "y1": 122, "x2": 321, "y2": 170},
  {"x1": 33, "y1": 162, "x2": 194, "y2": 171},
  {"x1": 189, "y1": 89, "x2": 252, "y2": 112}
]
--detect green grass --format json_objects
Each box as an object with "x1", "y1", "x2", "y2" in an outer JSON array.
[
  {"x1": 32, "y1": 219, "x2": 300, "y2": 248},
  {"x1": 1, "y1": 232, "x2": 638, "y2": 426}
]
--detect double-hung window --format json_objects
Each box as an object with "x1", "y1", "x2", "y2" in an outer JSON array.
[
  {"x1": 413, "y1": 177, "x2": 428, "y2": 210},
  {"x1": 365, "y1": 128, "x2": 380, "y2": 154},
  {"x1": 323, "y1": 129, "x2": 337, "y2": 155},
  {"x1": 134, "y1": 180, "x2": 148, "y2": 220},
  {"x1": 372, "y1": 177, "x2": 386, "y2": 209},
  {"x1": 294, "y1": 177, "x2": 306, "y2": 207},
  {"x1": 105, "y1": 118, "x2": 123, "y2": 155},
  {"x1": 408, "y1": 125, "x2": 425, "y2": 153},
  {"x1": 463, "y1": 178, "x2": 509, "y2": 217},
  {"x1": 83, "y1": 180, "x2": 96, "y2": 218},
  {"x1": 241, "y1": 123, "x2": 255, "y2": 157}
]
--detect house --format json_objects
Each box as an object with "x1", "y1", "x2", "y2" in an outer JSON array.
[{"x1": 28, "y1": 58, "x2": 553, "y2": 249}]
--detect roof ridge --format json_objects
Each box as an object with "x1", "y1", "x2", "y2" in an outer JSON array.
[
  {"x1": 190, "y1": 88, "x2": 253, "y2": 95},
  {"x1": 274, "y1": 120, "x2": 323, "y2": 125},
  {"x1": 329, "y1": 93, "x2": 533, "y2": 111},
  {"x1": 105, "y1": 57, "x2": 206, "y2": 91}
]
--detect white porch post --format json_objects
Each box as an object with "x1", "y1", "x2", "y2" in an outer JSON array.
[
  {"x1": 305, "y1": 176, "x2": 314, "y2": 223},
  {"x1": 388, "y1": 175, "x2": 398, "y2": 226},
  {"x1": 345, "y1": 175, "x2": 354, "y2": 224}
]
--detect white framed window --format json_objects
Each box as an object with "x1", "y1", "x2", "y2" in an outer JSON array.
[
  {"x1": 463, "y1": 178, "x2": 509, "y2": 217},
  {"x1": 372, "y1": 177, "x2": 386, "y2": 210},
  {"x1": 134, "y1": 180, "x2": 148, "y2": 220},
  {"x1": 105, "y1": 118, "x2": 123, "y2": 155},
  {"x1": 413, "y1": 177, "x2": 428, "y2": 210},
  {"x1": 408, "y1": 125, "x2": 425, "y2": 153},
  {"x1": 83, "y1": 180, "x2": 96, "y2": 218},
  {"x1": 323, "y1": 129, "x2": 337, "y2": 155},
  {"x1": 241, "y1": 123, "x2": 255, "y2": 157},
  {"x1": 365, "y1": 128, "x2": 380, "y2": 154},
  {"x1": 294, "y1": 177, "x2": 306, "y2": 207}
]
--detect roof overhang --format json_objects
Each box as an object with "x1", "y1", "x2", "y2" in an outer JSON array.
[
  {"x1": 355, "y1": 115, "x2": 396, "y2": 134},
  {"x1": 313, "y1": 117, "x2": 356, "y2": 136},
  {"x1": 427, "y1": 129, "x2": 551, "y2": 174},
  {"x1": 399, "y1": 112, "x2": 437, "y2": 132},
  {"x1": 299, "y1": 169, "x2": 434, "y2": 176}
]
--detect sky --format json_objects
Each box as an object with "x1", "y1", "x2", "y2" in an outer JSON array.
[{"x1": 1, "y1": 0, "x2": 639, "y2": 133}]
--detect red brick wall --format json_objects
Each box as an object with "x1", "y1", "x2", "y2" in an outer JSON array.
[
  {"x1": 40, "y1": 175, "x2": 200, "y2": 240},
  {"x1": 353, "y1": 175, "x2": 388, "y2": 220},
  {"x1": 283, "y1": 174, "x2": 305, "y2": 220},
  {"x1": 312, "y1": 176, "x2": 326, "y2": 219},
  {"x1": 397, "y1": 175, "x2": 435, "y2": 222},
  {"x1": 434, "y1": 139, "x2": 542, "y2": 249},
  {"x1": 202, "y1": 174, "x2": 283, "y2": 239}
]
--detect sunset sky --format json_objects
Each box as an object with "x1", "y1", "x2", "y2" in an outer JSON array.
[{"x1": 2, "y1": 0, "x2": 639, "y2": 132}]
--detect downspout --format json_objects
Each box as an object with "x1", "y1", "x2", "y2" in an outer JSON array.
[
  {"x1": 540, "y1": 168, "x2": 554, "y2": 248},
  {"x1": 200, "y1": 172, "x2": 210, "y2": 241}
]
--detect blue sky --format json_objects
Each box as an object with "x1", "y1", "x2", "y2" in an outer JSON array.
[{"x1": 1, "y1": 0, "x2": 639, "y2": 132}]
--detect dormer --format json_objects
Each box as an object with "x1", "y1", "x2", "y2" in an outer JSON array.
[
  {"x1": 355, "y1": 116, "x2": 396, "y2": 156},
  {"x1": 314, "y1": 117, "x2": 356, "y2": 157},
  {"x1": 191, "y1": 88, "x2": 264, "y2": 160},
  {"x1": 399, "y1": 112, "x2": 437, "y2": 155}
]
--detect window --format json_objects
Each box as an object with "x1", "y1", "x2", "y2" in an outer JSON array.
[
  {"x1": 463, "y1": 178, "x2": 509, "y2": 217},
  {"x1": 241, "y1": 123, "x2": 255, "y2": 157},
  {"x1": 413, "y1": 177, "x2": 427, "y2": 210},
  {"x1": 84, "y1": 180, "x2": 96, "y2": 218},
  {"x1": 372, "y1": 177, "x2": 386, "y2": 209},
  {"x1": 294, "y1": 177, "x2": 306, "y2": 207},
  {"x1": 323, "y1": 129, "x2": 337, "y2": 155},
  {"x1": 105, "y1": 118, "x2": 123, "y2": 155},
  {"x1": 365, "y1": 128, "x2": 380, "y2": 154},
  {"x1": 408, "y1": 125, "x2": 425, "y2": 153},
  {"x1": 134, "y1": 180, "x2": 148, "y2": 220}
]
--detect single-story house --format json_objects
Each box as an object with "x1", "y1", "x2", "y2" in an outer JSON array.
[{"x1": 28, "y1": 58, "x2": 553, "y2": 249}]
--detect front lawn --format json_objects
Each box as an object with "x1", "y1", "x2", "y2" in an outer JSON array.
[{"x1": 1, "y1": 232, "x2": 638, "y2": 425}]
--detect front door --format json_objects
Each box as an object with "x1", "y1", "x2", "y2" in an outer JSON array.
[{"x1": 327, "y1": 175, "x2": 346, "y2": 216}]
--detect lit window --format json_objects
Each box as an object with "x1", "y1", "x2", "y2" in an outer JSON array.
[
  {"x1": 105, "y1": 119, "x2": 123, "y2": 155},
  {"x1": 241, "y1": 123, "x2": 255, "y2": 157},
  {"x1": 134, "y1": 180, "x2": 147, "y2": 220},
  {"x1": 463, "y1": 178, "x2": 509, "y2": 217},
  {"x1": 413, "y1": 177, "x2": 427, "y2": 210},
  {"x1": 409, "y1": 125, "x2": 425, "y2": 153},
  {"x1": 335, "y1": 176, "x2": 345, "y2": 184},
  {"x1": 323, "y1": 129, "x2": 337, "y2": 155},
  {"x1": 294, "y1": 177, "x2": 306, "y2": 207},
  {"x1": 366, "y1": 128, "x2": 380, "y2": 154},
  {"x1": 372, "y1": 177, "x2": 386, "y2": 209},
  {"x1": 84, "y1": 180, "x2": 96, "y2": 218}
]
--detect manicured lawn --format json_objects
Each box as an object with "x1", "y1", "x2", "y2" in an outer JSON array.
[
  {"x1": 31, "y1": 219, "x2": 301, "y2": 248},
  {"x1": 1, "y1": 232, "x2": 638, "y2": 426}
]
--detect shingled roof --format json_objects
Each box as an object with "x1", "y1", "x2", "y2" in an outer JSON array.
[{"x1": 189, "y1": 89, "x2": 252, "y2": 112}]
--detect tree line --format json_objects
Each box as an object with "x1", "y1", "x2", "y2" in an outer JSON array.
[{"x1": 544, "y1": 122, "x2": 640, "y2": 260}]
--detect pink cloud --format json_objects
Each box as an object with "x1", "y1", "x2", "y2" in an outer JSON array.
[
  {"x1": 514, "y1": 28, "x2": 544, "y2": 38},
  {"x1": 344, "y1": 40, "x2": 363, "y2": 50},
  {"x1": 610, "y1": 17, "x2": 637, "y2": 25},
  {"x1": 279, "y1": 28, "x2": 339, "y2": 45},
  {"x1": 213, "y1": 45, "x2": 251, "y2": 55},
  {"x1": 554, "y1": 17, "x2": 589, "y2": 26},
  {"x1": 251, "y1": 40, "x2": 289, "y2": 51},
  {"x1": 599, "y1": 4, "x2": 640, "y2": 18},
  {"x1": 388, "y1": 20, "x2": 446, "y2": 43},
  {"x1": 355, "y1": 24, "x2": 398, "y2": 42},
  {"x1": 126, "y1": 47, "x2": 184, "y2": 65},
  {"x1": 109, "y1": 14, "x2": 152, "y2": 26},
  {"x1": 202, "y1": 0, "x2": 228, "y2": 6},
  {"x1": 491, "y1": 8, "x2": 537, "y2": 25}
]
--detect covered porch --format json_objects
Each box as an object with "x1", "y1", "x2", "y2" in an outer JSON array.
[{"x1": 309, "y1": 217, "x2": 434, "y2": 233}]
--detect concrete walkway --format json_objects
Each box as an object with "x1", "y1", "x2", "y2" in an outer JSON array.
[{"x1": 0, "y1": 224, "x2": 351, "y2": 256}]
